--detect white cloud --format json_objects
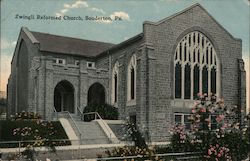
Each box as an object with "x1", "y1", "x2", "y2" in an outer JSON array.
[
  {"x1": 55, "y1": 0, "x2": 129, "y2": 24},
  {"x1": 1, "y1": 39, "x2": 10, "y2": 50},
  {"x1": 56, "y1": 0, "x2": 89, "y2": 16},
  {"x1": 72, "y1": 0, "x2": 88, "y2": 8},
  {"x1": 56, "y1": 0, "x2": 105, "y2": 17},
  {"x1": 11, "y1": 41, "x2": 17, "y2": 46},
  {"x1": 96, "y1": 11, "x2": 130, "y2": 24},
  {"x1": 61, "y1": 9, "x2": 68, "y2": 14},
  {"x1": 1, "y1": 39, "x2": 16, "y2": 50},
  {"x1": 243, "y1": 0, "x2": 250, "y2": 6},
  {"x1": 91, "y1": 7, "x2": 105, "y2": 14},
  {"x1": 110, "y1": 12, "x2": 130, "y2": 21},
  {"x1": 64, "y1": 4, "x2": 71, "y2": 9}
]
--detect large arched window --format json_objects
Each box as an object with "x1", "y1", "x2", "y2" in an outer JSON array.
[
  {"x1": 127, "y1": 54, "x2": 136, "y2": 101},
  {"x1": 112, "y1": 61, "x2": 119, "y2": 104},
  {"x1": 174, "y1": 31, "x2": 219, "y2": 99}
]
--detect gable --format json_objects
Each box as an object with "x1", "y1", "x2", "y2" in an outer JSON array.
[{"x1": 143, "y1": 3, "x2": 240, "y2": 41}]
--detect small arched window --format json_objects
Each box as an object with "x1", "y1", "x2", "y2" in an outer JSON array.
[
  {"x1": 175, "y1": 63, "x2": 182, "y2": 98},
  {"x1": 184, "y1": 64, "x2": 191, "y2": 99},
  {"x1": 202, "y1": 66, "x2": 208, "y2": 94},
  {"x1": 112, "y1": 61, "x2": 119, "y2": 104},
  {"x1": 127, "y1": 54, "x2": 136, "y2": 101},
  {"x1": 193, "y1": 64, "x2": 200, "y2": 99},
  {"x1": 211, "y1": 67, "x2": 216, "y2": 94},
  {"x1": 174, "y1": 31, "x2": 219, "y2": 99}
]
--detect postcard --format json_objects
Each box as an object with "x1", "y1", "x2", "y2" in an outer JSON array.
[{"x1": 0, "y1": 0, "x2": 249, "y2": 160}]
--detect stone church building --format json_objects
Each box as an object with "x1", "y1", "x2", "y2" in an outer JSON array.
[{"x1": 7, "y1": 3, "x2": 246, "y2": 141}]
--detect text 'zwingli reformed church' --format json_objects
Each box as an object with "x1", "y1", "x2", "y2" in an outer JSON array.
[{"x1": 7, "y1": 3, "x2": 246, "y2": 141}]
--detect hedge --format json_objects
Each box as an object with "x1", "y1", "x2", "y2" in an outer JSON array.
[{"x1": 83, "y1": 103, "x2": 118, "y2": 121}]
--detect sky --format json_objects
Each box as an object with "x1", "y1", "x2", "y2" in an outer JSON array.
[{"x1": 0, "y1": 0, "x2": 249, "y2": 111}]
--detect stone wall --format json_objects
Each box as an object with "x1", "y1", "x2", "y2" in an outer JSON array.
[
  {"x1": 108, "y1": 39, "x2": 144, "y2": 122},
  {"x1": 8, "y1": 28, "x2": 40, "y2": 116},
  {"x1": 142, "y1": 4, "x2": 244, "y2": 141}
]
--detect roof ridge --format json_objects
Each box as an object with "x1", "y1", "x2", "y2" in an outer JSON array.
[
  {"x1": 143, "y1": 3, "x2": 201, "y2": 25},
  {"x1": 24, "y1": 29, "x2": 115, "y2": 57},
  {"x1": 31, "y1": 31, "x2": 115, "y2": 45}
]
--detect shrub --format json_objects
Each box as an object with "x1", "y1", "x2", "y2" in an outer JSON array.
[
  {"x1": 154, "y1": 145, "x2": 173, "y2": 154},
  {"x1": 106, "y1": 119, "x2": 149, "y2": 160},
  {"x1": 169, "y1": 94, "x2": 250, "y2": 160},
  {"x1": 204, "y1": 144, "x2": 232, "y2": 161},
  {"x1": 21, "y1": 146, "x2": 36, "y2": 161},
  {"x1": 0, "y1": 98, "x2": 6, "y2": 106},
  {"x1": 123, "y1": 121, "x2": 147, "y2": 148},
  {"x1": 221, "y1": 130, "x2": 249, "y2": 160},
  {"x1": 12, "y1": 111, "x2": 41, "y2": 120},
  {"x1": 169, "y1": 125, "x2": 202, "y2": 153},
  {"x1": 0, "y1": 98, "x2": 6, "y2": 115},
  {"x1": 105, "y1": 145, "x2": 155, "y2": 158},
  {"x1": 83, "y1": 103, "x2": 118, "y2": 121}
]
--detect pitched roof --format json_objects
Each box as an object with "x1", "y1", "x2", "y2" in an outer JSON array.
[{"x1": 31, "y1": 31, "x2": 114, "y2": 57}]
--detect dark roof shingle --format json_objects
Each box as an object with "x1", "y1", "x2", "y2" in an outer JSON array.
[{"x1": 31, "y1": 31, "x2": 114, "y2": 57}]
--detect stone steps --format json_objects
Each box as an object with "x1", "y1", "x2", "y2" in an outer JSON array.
[{"x1": 66, "y1": 114, "x2": 110, "y2": 145}]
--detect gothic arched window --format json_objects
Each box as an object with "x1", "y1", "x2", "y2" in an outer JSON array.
[
  {"x1": 174, "y1": 31, "x2": 219, "y2": 99},
  {"x1": 112, "y1": 61, "x2": 119, "y2": 104},
  {"x1": 127, "y1": 54, "x2": 136, "y2": 101}
]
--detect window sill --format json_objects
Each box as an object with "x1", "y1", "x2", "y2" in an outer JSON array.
[
  {"x1": 53, "y1": 63, "x2": 80, "y2": 69},
  {"x1": 112, "y1": 102, "x2": 118, "y2": 107},
  {"x1": 87, "y1": 67, "x2": 96, "y2": 70},
  {"x1": 67, "y1": 64, "x2": 79, "y2": 68},
  {"x1": 53, "y1": 63, "x2": 65, "y2": 66},
  {"x1": 171, "y1": 99, "x2": 196, "y2": 108},
  {"x1": 126, "y1": 99, "x2": 136, "y2": 106}
]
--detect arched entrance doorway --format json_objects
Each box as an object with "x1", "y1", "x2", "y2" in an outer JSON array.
[
  {"x1": 87, "y1": 83, "x2": 105, "y2": 106},
  {"x1": 54, "y1": 80, "x2": 75, "y2": 113}
]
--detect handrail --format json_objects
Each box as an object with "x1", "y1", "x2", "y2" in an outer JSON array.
[
  {"x1": 53, "y1": 107, "x2": 58, "y2": 120},
  {"x1": 76, "y1": 107, "x2": 83, "y2": 121},
  {"x1": 82, "y1": 112, "x2": 102, "y2": 120},
  {"x1": 82, "y1": 112, "x2": 114, "y2": 143},
  {"x1": 60, "y1": 111, "x2": 82, "y2": 143}
]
